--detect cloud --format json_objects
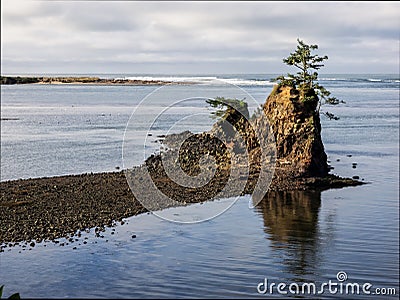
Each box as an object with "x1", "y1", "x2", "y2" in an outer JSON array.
[{"x1": 1, "y1": 1, "x2": 399, "y2": 74}]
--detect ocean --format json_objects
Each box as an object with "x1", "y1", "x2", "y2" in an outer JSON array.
[{"x1": 0, "y1": 74, "x2": 399, "y2": 298}]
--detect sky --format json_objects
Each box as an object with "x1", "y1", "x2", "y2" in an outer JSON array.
[{"x1": 1, "y1": 1, "x2": 399, "y2": 75}]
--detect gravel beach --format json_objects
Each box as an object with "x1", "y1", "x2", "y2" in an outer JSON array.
[
  {"x1": 0, "y1": 171, "x2": 146, "y2": 247},
  {"x1": 0, "y1": 164, "x2": 363, "y2": 248}
]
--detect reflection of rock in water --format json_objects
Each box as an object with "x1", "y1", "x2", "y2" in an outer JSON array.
[{"x1": 256, "y1": 191, "x2": 321, "y2": 280}]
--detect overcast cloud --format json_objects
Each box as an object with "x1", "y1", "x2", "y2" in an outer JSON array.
[{"x1": 1, "y1": 1, "x2": 399, "y2": 74}]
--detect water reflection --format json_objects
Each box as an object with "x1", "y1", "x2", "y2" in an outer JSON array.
[{"x1": 256, "y1": 190, "x2": 322, "y2": 281}]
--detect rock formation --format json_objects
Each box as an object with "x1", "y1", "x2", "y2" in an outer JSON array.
[
  {"x1": 207, "y1": 84, "x2": 331, "y2": 181},
  {"x1": 140, "y1": 83, "x2": 362, "y2": 199},
  {"x1": 260, "y1": 85, "x2": 329, "y2": 178}
]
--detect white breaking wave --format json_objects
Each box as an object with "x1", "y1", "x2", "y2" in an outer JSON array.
[
  {"x1": 124, "y1": 76, "x2": 217, "y2": 83},
  {"x1": 319, "y1": 77, "x2": 348, "y2": 81},
  {"x1": 123, "y1": 76, "x2": 274, "y2": 86},
  {"x1": 219, "y1": 78, "x2": 274, "y2": 86}
]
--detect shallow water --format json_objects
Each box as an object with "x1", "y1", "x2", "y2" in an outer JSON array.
[{"x1": 0, "y1": 74, "x2": 399, "y2": 298}]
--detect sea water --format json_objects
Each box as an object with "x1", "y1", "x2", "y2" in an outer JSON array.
[{"x1": 0, "y1": 74, "x2": 398, "y2": 298}]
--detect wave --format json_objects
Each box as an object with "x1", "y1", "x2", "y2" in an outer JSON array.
[
  {"x1": 319, "y1": 77, "x2": 399, "y2": 84},
  {"x1": 123, "y1": 76, "x2": 274, "y2": 86},
  {"x1": 319, "y1": 77, "x2": 348, "y2": 81},
  {"x1": 124, "y1": 76, "x2": 218, "y2": 83},
  {"x1": 368, "y1": 79, "x2": 400, "y2": 83},
  {"x1": 220, "y1": 78, "x2": 274, "y2": 86}
]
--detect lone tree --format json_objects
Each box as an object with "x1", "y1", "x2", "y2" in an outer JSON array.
[{"x1": 273, "y1": 38, "x2": 343, "y2": 119}]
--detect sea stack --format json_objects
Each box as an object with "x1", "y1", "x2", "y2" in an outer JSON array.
[{"x1": 261, "y1": 84, "x2": 329, "y2": 178}]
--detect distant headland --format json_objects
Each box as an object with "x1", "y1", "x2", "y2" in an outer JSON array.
[{"x1": 0, "y1": 76, "x2": 188, "y2": 85}]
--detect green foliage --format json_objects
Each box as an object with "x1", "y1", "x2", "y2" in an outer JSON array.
[
  {"x1": 272, "y1": 75, "x2": 296, "y2": 87},
  {"x1": 0, "y1": 285, "x2": 21, "y2": 299},
  {"x1": 206, "y1": 97, "x2": 249, "y2": 119},
  {"x1": 272, "y1": 38, "x2": 344, "y2": 119},
  {"x1": 281, "y1": 39, "x2": 327, "y2": 89}
]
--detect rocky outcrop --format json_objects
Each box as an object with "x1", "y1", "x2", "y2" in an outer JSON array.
[
  {"x1": 261, "y1": 85, "x2": 329, "y2": 178},
  {"x1": 205, "y1": 84, "x2": 330, "y2": 180},
  {"x1": 145, "y1": 84, "x2": 361, "y2": 195}
]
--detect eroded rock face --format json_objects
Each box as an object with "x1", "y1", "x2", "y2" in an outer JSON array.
[
  {"x1": 207, "y1": 85, "x2": 329, "y2": 178},
  {"x1": 262, "y1": 85, "x2": 328, "y2": 177}
]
